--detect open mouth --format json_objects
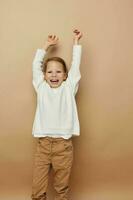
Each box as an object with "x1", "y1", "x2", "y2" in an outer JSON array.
[{"x1": 50, "y1": 80, "x2": 59, "y2": 84}]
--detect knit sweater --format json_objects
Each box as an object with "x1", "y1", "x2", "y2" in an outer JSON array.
[{"x1": 32, "y1": 45, "x2": 82, "y2": 139}]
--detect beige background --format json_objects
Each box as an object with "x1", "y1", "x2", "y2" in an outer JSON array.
[{"x1": 0, "y1": 0, "x2": 133, "y2": 199}]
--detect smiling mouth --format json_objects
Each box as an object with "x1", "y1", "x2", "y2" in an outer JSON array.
[{"x1": 50, "y1": 80, "x2": 59, "y2": 83}]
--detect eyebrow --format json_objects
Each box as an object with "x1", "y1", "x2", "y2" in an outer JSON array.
[{"x1": 47, "y1": 70, "x2": 62, "y2": 72}]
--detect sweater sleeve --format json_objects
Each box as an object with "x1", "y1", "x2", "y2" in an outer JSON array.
[
  {"x1": 32, "y1": 49, "x2": 46, "y2": 92},
  {"x1": 68, "y1": 45, "x2": 82, "y2": 95}
]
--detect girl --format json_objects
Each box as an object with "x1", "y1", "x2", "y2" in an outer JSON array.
[{"x1": 31, "y1": 29, "x2": 83, "y2": 200}]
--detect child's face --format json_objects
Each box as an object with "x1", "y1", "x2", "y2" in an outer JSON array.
[{"x1": 44, "y1": 61, "x2": 67, "y2": 88}]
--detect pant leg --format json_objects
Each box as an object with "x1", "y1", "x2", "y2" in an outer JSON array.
[
  {"x1": 52, "y1": 138, "x2": 73, "y2": 200},
  {"x1": 31, "y1": 138, "x2": 51, "y2": 200}
]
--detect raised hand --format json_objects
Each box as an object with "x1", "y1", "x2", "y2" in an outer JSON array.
[
  {"x1": 73, "y1": 29, "x2": 83, "y2": 44},
  {"x1": 43, "y1": 34, "x2": 59, "y2": 51}
]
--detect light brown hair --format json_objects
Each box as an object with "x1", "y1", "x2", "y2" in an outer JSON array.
[{"x1": 42, "y1": 57, "x2": 68, "y2": 76}]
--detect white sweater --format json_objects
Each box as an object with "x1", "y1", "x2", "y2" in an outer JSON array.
[{"x1": 32, "y1": 45, "x2": 82, "y2": 139}]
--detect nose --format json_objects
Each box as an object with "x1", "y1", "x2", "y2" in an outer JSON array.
[{"x1": 51, "y1": 72, "x2": 57, "y2": 77}]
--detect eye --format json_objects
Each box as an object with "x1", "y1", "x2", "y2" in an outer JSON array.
[
  {"x1": 57, "y1": 71, "x2": 61, "y2": 73},
  {"x1": 47, "y1": 71, "x2": 52, "y2": 73}
]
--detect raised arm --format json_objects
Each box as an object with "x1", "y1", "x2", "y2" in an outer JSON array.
[
  {"x1": 32, "y1": 35, "x2": 59, "y2": 92},
  {"x1": 68, "y1": 29, "x2": 83, "y2": 95}
]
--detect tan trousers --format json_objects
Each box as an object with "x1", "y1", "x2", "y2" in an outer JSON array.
[{"x1": 31, "y1": 137, "x2": 73, "y2": 200}]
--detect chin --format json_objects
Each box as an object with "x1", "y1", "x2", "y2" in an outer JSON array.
[
  {"x1": 50, "y1": 82, "x2": 62, "y2": 88},
  {"x1": 51, "y1": 85, "x2": 58, "y2": 88}
]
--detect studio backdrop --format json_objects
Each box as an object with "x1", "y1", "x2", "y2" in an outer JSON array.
[{"x1": 0, "y1": 0, "x2": 133, "y2": 199}]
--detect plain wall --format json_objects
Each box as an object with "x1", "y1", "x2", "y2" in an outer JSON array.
[{"x1": 0, "y1": 0, "x2": 133, "y2": 199}]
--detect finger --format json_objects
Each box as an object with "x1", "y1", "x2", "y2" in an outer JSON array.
[
  {"x1": 53, "y1": 35, "x2": 58, "y2": 41},
  {"x1": 79, "y1": 32, "x2": 83, "y2": 37},
  {"x1": 48, "y1": 35, "x2": 52, "y2": 38},
  {"x1": 49, "y1": 35, "x2": 54, "y2": 39},
  {"x1": 78, "y1": 31, "x2": 82, "y2": 35},
  {"x1": 54, "y1": 36, "x2": 59, "y2": 42},
  {"x1": 54, "y1": 35, "x2": 58, "y2": 39},
  {"x1": 74, "y1": 30, "x2": 81, "y2": 36},
  {"x1": 78, "y1": 33, "x2": 83, "y2": 39},
  {"x1": 76, "y1": 31, "x2": 82, "y2": 36},
  {"x1": 73, "y1": 29, "x2": 78, "y2": 32},
  {"x1": 77, "y1": 32, "x2": 82, "y2": 38},
  {"x1": 51, "y1": 35, "x2": 55, "y2": 39},
  {"x1": 74, "y1": 29, "x2": 80, "y2": 33}
]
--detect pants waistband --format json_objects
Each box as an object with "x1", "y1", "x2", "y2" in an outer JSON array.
[{"x1": 39, "y1": 136, "x2": 72, "y2": 142}]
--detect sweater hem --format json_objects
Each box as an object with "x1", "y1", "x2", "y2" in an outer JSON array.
[{"x1": 32, "y1": 130, "x2": 80, "y2": 137}]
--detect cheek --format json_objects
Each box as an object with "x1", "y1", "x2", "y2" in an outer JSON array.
[
  {"x1": 60, "y1": 75, "x2": 65, "y2": 80},
  {"x1": 59, "y1": 73, "x2": 66, "y2": 78},
  {"x1": 45, "y1": 73, "x2": 50, "y2": 78}
]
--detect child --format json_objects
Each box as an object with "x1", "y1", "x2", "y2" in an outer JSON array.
[{"x1": 31, "y1": 29, "x2": 83, "y2": 200}]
